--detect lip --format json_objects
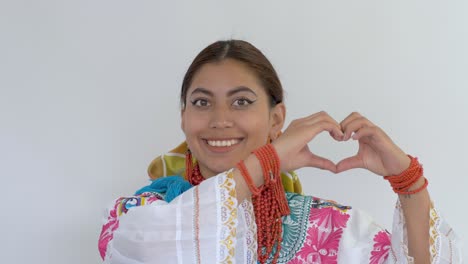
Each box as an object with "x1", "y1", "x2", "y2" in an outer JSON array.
[{"x1": 202, "y1": 138, "x2": 244, "y2": 153}]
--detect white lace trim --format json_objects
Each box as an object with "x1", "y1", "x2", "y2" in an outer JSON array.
[{"x1": 241, "y1": 199, "x2": 257, "y2": 263}]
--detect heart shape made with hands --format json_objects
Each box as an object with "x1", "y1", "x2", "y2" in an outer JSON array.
[
  {"x1": 307, "y1": 132, "x2": 359, "y2": 173},
  {"x1": 279, "y1": 112, "x2": 411, "y2": 176}
]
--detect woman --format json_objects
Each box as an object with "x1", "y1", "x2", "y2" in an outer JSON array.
[{"x1": 98, "y1": 40, "x2": 461, "y2": 263}]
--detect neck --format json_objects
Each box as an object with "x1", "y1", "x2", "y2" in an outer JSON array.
[{"x1": 198, "y1": 164, "x2": 217, "y2": 179}]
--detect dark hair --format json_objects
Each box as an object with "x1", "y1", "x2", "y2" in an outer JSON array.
[{"x1": 180, "y1": 40, "x2": 283, "y2": 108}]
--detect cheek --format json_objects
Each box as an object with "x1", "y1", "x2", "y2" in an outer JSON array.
[
  {"x1": 237, "y1": 114, "x2": 270, "y2": 139},
  {"x1": 182, "y1": 112, "x2": 208, "y2": 137}
]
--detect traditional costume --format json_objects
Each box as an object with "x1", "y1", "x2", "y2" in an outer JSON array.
[{"x1": 98, "y1": 142, "x2": 461, "y2": 263}]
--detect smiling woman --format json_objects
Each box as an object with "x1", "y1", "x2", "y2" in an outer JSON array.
[
  {"x1": 98, "y1": 40, "x2": 462, "y2": 263},
  {"x1": 182, "y1": 59, "x2": 284, "y2": 178}
]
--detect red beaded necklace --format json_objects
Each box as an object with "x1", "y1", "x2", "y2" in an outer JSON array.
[
  {"x1": 185, "y1": 149, "x2": 204, "y2": 185},
  {"x1": 185, "y1": 148, "x2": 287, "y2": 264}
]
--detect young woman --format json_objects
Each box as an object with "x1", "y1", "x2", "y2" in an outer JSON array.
[{"x1": 98, "y1": 40, "x2": 461, "y2": 263}]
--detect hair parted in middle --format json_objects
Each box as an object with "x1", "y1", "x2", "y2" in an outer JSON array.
[{"x1": 180, "y1": 39, "x2": 284, "y2": 109}]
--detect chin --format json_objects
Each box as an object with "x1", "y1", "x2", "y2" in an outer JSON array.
[{"x1": 198, "y1": 153, "x2": 246, "y2": 177}]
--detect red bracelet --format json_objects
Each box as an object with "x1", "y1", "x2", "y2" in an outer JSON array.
[
  {"x1": 253, "y1": 144, "x2": 288, "y2": 214},
  {"x1": 236, "y1": 160, "x2": 262, "y2": 196},
  {"x1": 384, "y1": 155, "x2": 428, "y2": 195},
  {"x1": 401, "y1": 178, "x2": 429, "y2": 195},
  {"x1": 249, "y1": 144, "x2": 290, "y2": 263},
  {"x1": 253, "y1": 144, "x2": 279, "y2": 186}
]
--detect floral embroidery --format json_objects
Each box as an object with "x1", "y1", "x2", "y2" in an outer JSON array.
[
  {"x1": 98, "y1": 192, "x2": 162, "y2": 260},
  {"x1": 290, "y1": 197, "x2": 350, "y2": 264},
  {"x1": 240, "y1": 199, "x2": 257, "y2": 263},
  {"x1": 270, "y1": 193, "x2": 313, "y2": 263},
  {"x1": 298, "y1": 226, "x2": 344, "y2": 263},
  {"x1": 429, "y1": 202, "x2": 441, "y2": 263},
  {"x1": 369, "y1": 230, "x2": 391, "y2": 264},
  {"x1": 287, "y1": 258, "x2": 306, "y2": 264},
  {"x1": 217, "y1": 171, "x2": 238, "y2": 263},
  {"x1": 309, "y1": 206, "x2": 349, "y2": 229},
  {"x1": 116, "y1": 192, "x2": 162, "y2": 216},
  {"x1": 98, "y1": 198, "x2": 122, "y2": 259}
]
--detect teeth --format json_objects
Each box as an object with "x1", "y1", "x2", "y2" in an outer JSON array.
[{"x1": 207, "y1": 139, "x2": 240, "y2": 147}]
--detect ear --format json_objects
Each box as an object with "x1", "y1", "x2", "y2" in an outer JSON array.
[{"x1": 269, "y1": 103, "x2": 286, "y2": 140}]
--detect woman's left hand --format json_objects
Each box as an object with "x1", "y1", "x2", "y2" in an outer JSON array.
[{"x1": 336, "y1": 112, "x2": 411, "y2": 176}]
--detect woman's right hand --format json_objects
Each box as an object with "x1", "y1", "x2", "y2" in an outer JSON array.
[{"x1": 272, "y1": 111, "x2": 344, "y2": 173}]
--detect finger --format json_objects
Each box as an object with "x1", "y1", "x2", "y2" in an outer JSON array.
[
  {"x1": 339, "y1": 112, "x2": 363, "y2": 131},
  {"x1": 303, "y1": 111, "x2": 335, "y2": 121},
  {"x1": 329, "y1": 130, "x2": 344, "y2": 141},
  {"x1": 341, "y1": 116, "x2": 375, "y2": 141},
  {"x1": 340, "y1": 113, "x2": 364, "y2": 141},
  {"x1": 302, "y1": 112, "x2": 344, "y2": 139},
  {"x1": 336, "y1": 155, "x2": 364, "y2": 173},
  {"x1": 351, "y1": 126, "x2": 382, "y2": 141},
  {"x1": 305, "y1": 120, "x2": 344, "y2": 141},
  {"x1": 304, "y1": 111, "x2": 341, "y2": 127},
  {"x1": 308, "y1": 153, "x2": 337, "y2": 173},
  {"x1": 291, "y1": 111, "x2": 331, "y2": 127},
  {"x1": 290, "y1": 117, "x2": 343, "y2": 141},
  {"x1": 276, "y1": 120, "x2": 342, "y2": 164}
]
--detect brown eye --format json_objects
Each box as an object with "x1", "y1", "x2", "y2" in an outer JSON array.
[
  {"x1": 232, "y1": 98, "x2": 254, "y2": 107},
  {"x1": 191, "y1": 99, "x2": 211, "y2": 107}
]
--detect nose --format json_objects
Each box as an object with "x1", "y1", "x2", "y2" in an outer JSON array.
[{"x1": 209, "y1": 107, "x2": 233, "y2": 129}]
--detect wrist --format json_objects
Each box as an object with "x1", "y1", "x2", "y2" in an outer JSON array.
[
  {"x1": 271, "y1": 141, "x2": 286, "y2": 172},
  {"x1": 391, "y1": 153, "x2": 412, "y2": 176},
  {"x1": 384, "y1": 155, "x2": 428, "y2": 195},
  {"x1": 243, "y1": 153, "x2": 265, "y2": 188},
  {"x1": 406, "y1": 176, "x2": 426, "y2": 192}
]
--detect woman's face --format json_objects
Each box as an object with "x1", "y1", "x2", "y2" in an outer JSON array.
[{"x1": 181, "y1": 59, "x2": 285, "y2": 178}]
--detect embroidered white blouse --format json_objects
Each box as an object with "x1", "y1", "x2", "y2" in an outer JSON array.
[{"x1": 99, "y1": 171, "x2": 462, "y2": 263}]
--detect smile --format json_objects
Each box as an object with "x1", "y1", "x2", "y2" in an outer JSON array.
[{"x1": 206, "y1": 139, "x2": 241, "y2": 147}]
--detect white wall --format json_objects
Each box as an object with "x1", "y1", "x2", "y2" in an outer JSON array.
[{"x1": 1, "y1": 0, "x2": 466, "y2": 263}]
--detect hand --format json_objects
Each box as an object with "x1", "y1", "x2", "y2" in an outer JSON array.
[
  {"x1": 272, "y1": 111, "x2": 344, "y2": 173},
  {"x1": 336, "y1": 112, "x2": 410, "y2": 176}
]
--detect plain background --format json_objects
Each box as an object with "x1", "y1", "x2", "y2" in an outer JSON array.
[{"x1": 1, "y1": 0, "x2": 466, "y2": 263}]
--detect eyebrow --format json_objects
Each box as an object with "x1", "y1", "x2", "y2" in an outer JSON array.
[
  {"x1": 227, "y1": 86, "x2": 257, "y2": 97},
  {"x1": 190, "y1": 87, "x2": 213, "y2": 97},
  {"x1": 190, "y1": 86, "x2": 257, "y2": 97}
]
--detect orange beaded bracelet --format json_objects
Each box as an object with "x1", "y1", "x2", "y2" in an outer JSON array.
[
  {"x1": 253, "y1": 144, "x2": 289, "y2": 214},
  {"x1": 383, "y1": 155, "x2": 428, "y2": 195},
  {"x1": 236, "y1": 144, "x2": 289, "y2": 264},
  {"x1": 236, "y1": 160, "x2": 262, "y2": 196},
  {"x1": 253, "y1": 144, "x2": 280, "y2": 185}
]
